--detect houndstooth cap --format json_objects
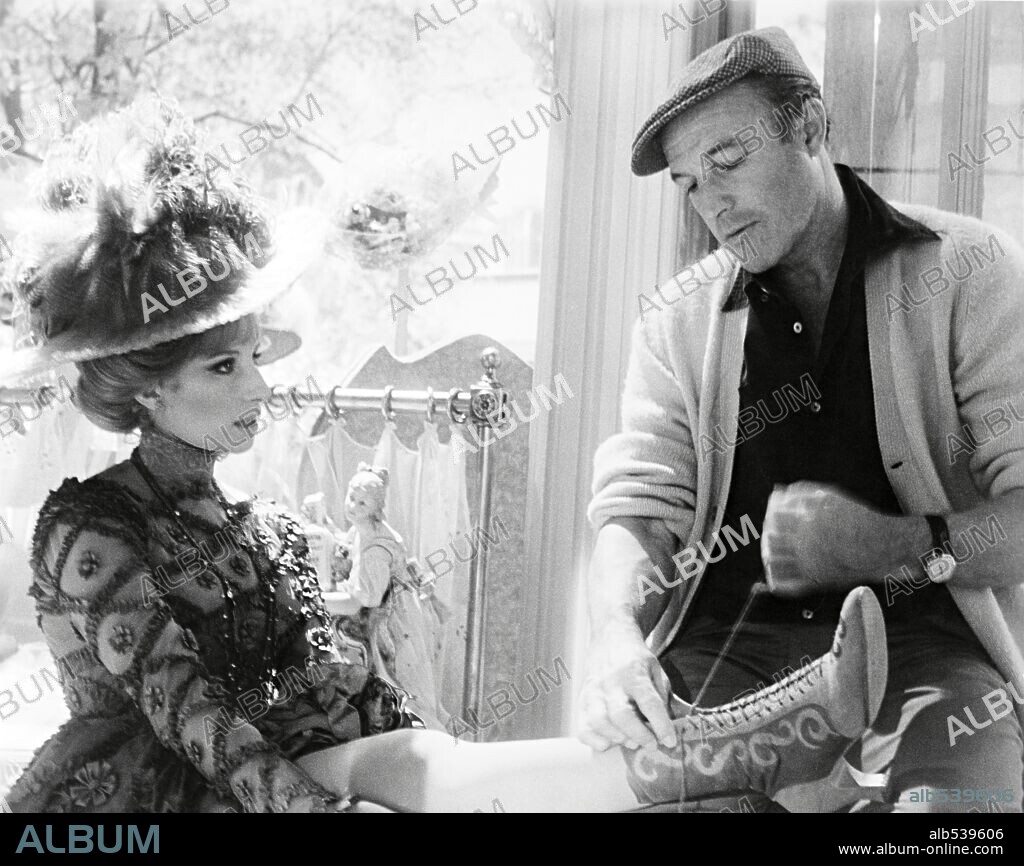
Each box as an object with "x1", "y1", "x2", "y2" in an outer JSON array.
[{"x1": 631, "y1": 26, "x2": 820, "y2": 176}]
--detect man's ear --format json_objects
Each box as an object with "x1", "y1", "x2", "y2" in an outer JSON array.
[{"x1": 802, "y1": 96, "x2": 829, "y2": 156}]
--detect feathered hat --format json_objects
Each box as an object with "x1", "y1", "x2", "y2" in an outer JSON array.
[{"x1": 0, "y1": 96, "x2": 321, "y2": 384}]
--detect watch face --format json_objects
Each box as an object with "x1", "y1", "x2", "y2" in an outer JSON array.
[{"x1": 925, "y1": 553, "x2": 956, "y2": 584}]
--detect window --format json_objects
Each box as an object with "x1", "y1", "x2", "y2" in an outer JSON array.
[
  {"x1": 982, "y1": 2, "x2": 1024, "y2": 239},
  {"x1": 750, "y1": 1, "x2": 1024, "y2": 241}
]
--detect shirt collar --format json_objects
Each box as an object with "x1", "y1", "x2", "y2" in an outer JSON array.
[{"x1": 721, "y1": 164, "x2": 940, "y2": 313}]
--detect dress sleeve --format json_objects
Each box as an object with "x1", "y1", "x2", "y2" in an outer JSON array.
[{"x1": 31, "y1": 480, "x2": 345, "y2": 813}]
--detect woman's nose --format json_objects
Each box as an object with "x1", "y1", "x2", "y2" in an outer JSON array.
[{"x1": 250, "y1": 366, "x2": 273, "y2": 403}]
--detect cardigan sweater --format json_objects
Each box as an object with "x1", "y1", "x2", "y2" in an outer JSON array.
[{"x1": 588, "y1": 202, "x2": 1024, "y2": 712}]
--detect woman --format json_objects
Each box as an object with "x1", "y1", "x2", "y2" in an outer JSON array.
[{"x1": 2, "y1": 99, "x2": 887, "y2": 813}]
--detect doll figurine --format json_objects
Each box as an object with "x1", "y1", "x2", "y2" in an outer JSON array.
[{"x1": 342, "y1": 463, "x2": 448, "y2": 729}]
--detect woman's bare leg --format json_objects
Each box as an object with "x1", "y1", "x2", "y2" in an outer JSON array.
[
  {"x1": 295, "y1": 730, "x2": 640, "y2": 813},
  {"x1": 296, "y1": 588, "x2": 887, "y2": 812}
]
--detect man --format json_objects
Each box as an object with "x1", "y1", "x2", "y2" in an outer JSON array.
[{"x1": 581, "y1": 26, "x2": 1024, "y2": 812}]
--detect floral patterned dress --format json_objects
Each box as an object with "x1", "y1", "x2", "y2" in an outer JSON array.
[{"x1": 6, "y1": 427, "x2": 416, "y2": 813}]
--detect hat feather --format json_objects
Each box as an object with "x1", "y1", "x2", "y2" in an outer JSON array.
[{"x1": 11, "y1": 96, "x2": 276, "y2": 342}]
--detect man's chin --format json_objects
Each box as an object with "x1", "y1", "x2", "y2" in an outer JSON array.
[{"x1": 721, "y1": 239, "x2": 772, "y2": 273}]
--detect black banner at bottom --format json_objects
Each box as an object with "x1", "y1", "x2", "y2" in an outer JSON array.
[{"x1": 0, "y1": 812, "x2": 1017, "y2": 859}]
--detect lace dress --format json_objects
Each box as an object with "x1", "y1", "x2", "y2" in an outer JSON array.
[{"x1": 6, "y1": 427, "x2": 416, "y2": 813}]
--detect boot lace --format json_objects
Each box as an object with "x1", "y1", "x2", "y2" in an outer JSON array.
[{"x1": 689, "y1": 653, "x2": 827, "y2": 730}]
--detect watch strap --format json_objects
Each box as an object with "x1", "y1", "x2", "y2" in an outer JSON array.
[
  {"x1": 924, "y1": 514, "x2": 950, "y2": 554},
  {"x1": 922, "y1": 514, "x2": 956, "y2": 583}
]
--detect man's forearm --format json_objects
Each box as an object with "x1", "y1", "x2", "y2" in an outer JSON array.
[
  {"x1": 863, "y1": 491, "x2": 1024, "y2": 590},
  {"x1": 944, "y1": 491, "x2": 1024, "y2": 589},
  {"x1": 588, "y1": 516, "x2": 680, "y2": 639}
]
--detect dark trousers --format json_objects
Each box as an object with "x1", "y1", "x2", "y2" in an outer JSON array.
[{"x1": 659, "y1": 602, "x2": 1024, "y2": 813}]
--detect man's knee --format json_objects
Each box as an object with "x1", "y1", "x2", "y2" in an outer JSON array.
[
  {"x1": 865, "y1": 651, "x2": 1023, "y2": 813},
  {"x1": 888, "y1": 701, "x2": 1022, "y2": 812}
]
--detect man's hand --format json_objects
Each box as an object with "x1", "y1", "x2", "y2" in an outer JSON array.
[
  {"x1": 762, "y1": 481, "x2": 889, "y2": 597},
  {"x1": 576, "y1": 623, "x2": 678, "y2": 752}
]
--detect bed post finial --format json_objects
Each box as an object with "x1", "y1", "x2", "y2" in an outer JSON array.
[{"x1": 480, "y1": 347, "x2": 501, "y2": 382}]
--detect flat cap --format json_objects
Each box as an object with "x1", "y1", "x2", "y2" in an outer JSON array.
[{"x1": 631, "y1": 26, "x2": 820, "y2": 176}]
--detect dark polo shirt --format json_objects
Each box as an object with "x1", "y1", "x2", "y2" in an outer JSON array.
[{"x1": 686, "y1": 163, "x2": 968, "y2": 626}]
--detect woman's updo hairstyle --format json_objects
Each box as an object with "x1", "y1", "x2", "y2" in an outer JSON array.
[{"x1": 348, "y1": 462, "x2": 391, "y2": 518}]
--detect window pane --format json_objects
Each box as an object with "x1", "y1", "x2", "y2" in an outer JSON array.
[
  {"x1": 770, "y1": 0, "x2": 1024, "y2": 242},
  {"x1": 982, "y1": 2, "x2": 1024, "y2": 239},
  {"x1": 755, "y1": 0, "x2": 827, "y2": 84}
]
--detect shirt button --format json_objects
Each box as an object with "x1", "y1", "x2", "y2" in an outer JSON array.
[
  {"x1": 802, "y1": 609, "x2": 814, "y2": 620},
  {"x1": 792, "y1": 321, "x2": 803, "y2": 334},
  {"x1": 809, "y1": 401, "x2": 822, "y2": 413}
]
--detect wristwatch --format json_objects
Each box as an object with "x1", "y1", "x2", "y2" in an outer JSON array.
[{"x1": 922, "y1": 514, "x2": 956, "y2": 584}]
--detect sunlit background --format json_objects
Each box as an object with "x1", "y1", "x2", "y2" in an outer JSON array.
[{"x1": 0, "y1": 0, "x2": 551, "y2": 381}]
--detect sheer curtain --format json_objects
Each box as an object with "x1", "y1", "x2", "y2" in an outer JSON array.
[{"x1": 517, "y1": 0, "x2": 731, "y2": 738}]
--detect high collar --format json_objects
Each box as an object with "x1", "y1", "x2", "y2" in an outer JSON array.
[
  {"x1": 721, "y1": 163, "x2": 941, "y2": 312},
  {"x1": 134, "y1": 424, "x2": 219, "y2": 493}
]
